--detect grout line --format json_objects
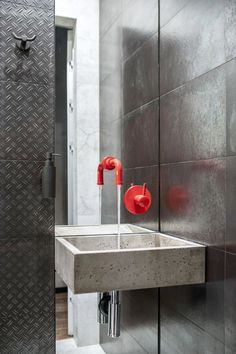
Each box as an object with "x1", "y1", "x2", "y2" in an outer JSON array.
[
  {"x1": 225, "y1": 250, "x2": 236, "y2": 257},
  {"x1": 100, "y1": 11, "x2": 122, "y2": 41},
  {"x1": 160, "y1": 0, "x2": 190, "y2": 30},
  {"x1": 123, "y1": 165, "x2": 159, "y2": 171},
  {"x1": 160, "y1": 155, "x2": 227, "y2": 166},
  {"x1": 123, "y1": 97, "x2": 159, "y2": 119},
  {"x1": 122, "y1": 30, "x2": 159, "y2": 65}
]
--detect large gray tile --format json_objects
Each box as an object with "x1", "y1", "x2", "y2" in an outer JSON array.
[
  {"x1": 100, "y1": 69, "x2": 122, "y2": 124},
  {"x1": 205, "y1": 248, "x2": 225, "y2": 342},
  {"x1": 101, "y1": 171, "x2": 120, "y2": 222},
  {"x1": 226, "y1": 58, "x2": 236, "y2": 156},
  {"x1": 100, "y1": 323, "x2": 148, "y2": 354},
  {"x1": 100, "y1": 17, "x2": 122, "y2": 81},
  {"x1": 122, "y1": 0, "x2": 159, "y2": 60},
  {"x1": 160, "y1": 0, "x2": 190, "y2": 28},
  {"x1": 0, "y1": 3, "x2": 54, "y2": 85},
  {"x1": 123, "y1": 33, "x2": 159, "y2": 114},
  {"x1": 122, "y1": 166, "x2": 159, "y2": 231},
  {"x1": 225, "y1": 252, "x2": 236, "y2": 353},
  {"x1": 225, "y1": 0, "x2": 236, "y2": 61},
  {"x1": 100, "y1": 117, "x2": 121, "y2": 224},
  {"x1": 226, "y1": 156, "x2": 236, "y2": 254},
  {"x1": 160, "y1": 0, "x2": 225, "y2": 94},
  {"x1": 123, "y1": 100, "x2": 159, "y2": 168},
  {"x1": 100, "y1": 0, "x2": 122, "y2": 37},
  {"x1": 160, "y1": 65, "x2": 226, "y2": 163},
  {"x1": 100, "y1": 118, "x2": 121, "y2": 159},
  {"x1": 160, "y1": 304, "x2": 225, "y2": 354},
  {"x1": 161, "y1": 248, "x2": 225, "y2": 343},
  {"x1": 121, "y1": 289, "x2": 158, "y2": 353},
  {"x1": 0, "y1": 81, "x2": 54, "y2": 161},
  {"x1": 160, "y1": 159, "x2": 226, "y2": 250}
]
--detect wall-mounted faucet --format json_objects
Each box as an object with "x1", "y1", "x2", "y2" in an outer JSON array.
[{"x1": 97, "y1": 156, "x2": 122, "y2": 185}]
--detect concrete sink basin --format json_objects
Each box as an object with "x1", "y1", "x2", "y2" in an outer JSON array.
[{"x1": 55, "y1": 224, "x2": 205, "y2": 294}]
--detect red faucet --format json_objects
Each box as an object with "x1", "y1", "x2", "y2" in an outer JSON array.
[{"x1": 97, "y1": 156, "x2": 123, "y2": 185}]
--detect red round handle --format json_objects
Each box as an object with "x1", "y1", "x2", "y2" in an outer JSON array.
[
  {"x1": 124, "y1": 183, "x2": 152, "y2": 214},
  {"x1": 134, "y1": 195, "x2": 150, "y2": 208}
]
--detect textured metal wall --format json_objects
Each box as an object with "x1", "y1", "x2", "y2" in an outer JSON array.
[{"x1": 0, "y1": 0, "x2": 55, "y2": 353}]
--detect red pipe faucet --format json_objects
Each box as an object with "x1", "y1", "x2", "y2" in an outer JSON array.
[{"x1": 97, "y1": 156, "x2": 123, "y2": 185}]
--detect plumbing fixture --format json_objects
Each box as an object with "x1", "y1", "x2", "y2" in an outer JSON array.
[
  {"x1": 108, "y1": 291, "x2": 121, "y2": 338},
  {"x1": 41, "y1": 152, "x2": 60, "y2": 199},
  {"x1": 97, "y1": 292, "x2": 110, "y2": 324},
  {"x1": 97, "y1": 156, "x2": 122, "y2": 185},
  {"x1": 124, "y1": 183, "x2": 152, "y2": 214},
  {"x1": 12, "y1": 32, "x2": 37, "y2": 51},
  {"x1": 97, "y1": 157, "x2": 122, "y2": 338}
]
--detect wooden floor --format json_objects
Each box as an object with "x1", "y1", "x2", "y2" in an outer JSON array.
[{"x1": 56, "y1": 292, "x2": 70, "y2": 340}]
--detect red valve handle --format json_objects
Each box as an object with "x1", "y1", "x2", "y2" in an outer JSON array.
[
  {"x1": 134, "y1": 195, "x2": 150, "y2": 208},
  {"x1": 124, "y1": 183, "x2": 152, "y2": 214}
]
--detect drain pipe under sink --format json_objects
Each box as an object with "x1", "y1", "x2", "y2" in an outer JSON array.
[
  {"x1": 108, "y1": 290, "x2": 121, "y2": 338},
  {"x1": 97, "y1": 291, "x2": 121, "y2": 338}
]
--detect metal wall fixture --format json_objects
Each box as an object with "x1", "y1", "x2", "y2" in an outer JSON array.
[
  {"x1": 108, "y1": 291, "x2": 121, "y2": 338},
  {"x1": 12, "y1": 32, "x2": 37, "y2": 51},
  {"x1": 98, "y1": 291, "x2": 121, "y2": 338},
  {"x1": 97, "y1": 293, "x2": 109, "y2": 325},
  {"x1": 41, "y1": 152, "x2": 61, "y2": 199}
]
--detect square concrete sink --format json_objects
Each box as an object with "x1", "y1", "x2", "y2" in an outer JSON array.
[{"x1": 55, "y1": 224, "x2": 205, "y2": 294}]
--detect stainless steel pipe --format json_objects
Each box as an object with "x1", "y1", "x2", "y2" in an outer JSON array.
[
  {"x1": 97, "y1": 292, "x2": 109, "y2": 324},
  {"x1": 108, "y1": 290, "x2": 121, "y2": 338}
]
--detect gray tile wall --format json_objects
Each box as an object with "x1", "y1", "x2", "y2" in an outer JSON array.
[
  {"x1": 100, "y1": 0, "x2": 159, "y2": 352},
  {"x1": 160, "y1": 1, "x2": 236, "y2": 353},
  {"x1": 100, "y1": 0, "x2": 236, "y2": 353},
  {"x1": 0, "y1": 0, "x2": 55, "y2": 353}
]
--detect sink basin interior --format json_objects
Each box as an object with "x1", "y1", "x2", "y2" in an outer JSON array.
[
  {"x1": 64, "y1": 233, "x2": 198, "y2": 252},
  {"x1": 55, "y1": 224, "x2": 205, "y2": 293},
  {"x1": 55, "y1": 223, "x2": 152, "y2": 237}
]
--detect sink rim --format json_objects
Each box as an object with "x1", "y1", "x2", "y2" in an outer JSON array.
[
  {"x1": 56, "y1": 232, "x2": 205, "y2": 255},
  {"x1": 55, "y1": 223, "x2": 153, "y2": 237}
]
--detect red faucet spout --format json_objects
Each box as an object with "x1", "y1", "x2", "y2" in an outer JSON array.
[
  {"x1": 97, "y1": 156, "x2": 123, "y2": 185},
  {"x1": 97, "y1": 162, "x2": 104, "y2": 185}
]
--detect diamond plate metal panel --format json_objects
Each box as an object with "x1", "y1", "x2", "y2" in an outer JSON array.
[
  {"x1": 0, "y1": 0, "x2": 54, "y2": 11},
  {"x1": 0, "y1": 3, "x2": 54, "y2": 85},
  {"x1": 0, "y1": 81, "x2": 54, "y2": 160},
  {"x1": 0, "y1": 0, "x2": 55, "y2": 352},
  {"x1": 0, "y1": 161, "x2": 54, "y2": 238},
  {"x1": 0, "y1": 238, "x2": 55, "y2": 354}
]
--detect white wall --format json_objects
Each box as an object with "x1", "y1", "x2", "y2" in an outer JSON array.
[
  {"x1": 55, "y1": 0, "x2": 100, "y2": 347},
  {"x1": 55, "y1": 0, "x2": 100, "y2": 226}
]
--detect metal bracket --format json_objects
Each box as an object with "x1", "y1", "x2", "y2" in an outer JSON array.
[{"x1": 12, "y1": 32, "x2": 37, "y2": 51}]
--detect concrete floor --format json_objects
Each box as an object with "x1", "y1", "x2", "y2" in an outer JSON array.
[{"x1": 56, "y1": 339, "x2": 105, "y2": 354}]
